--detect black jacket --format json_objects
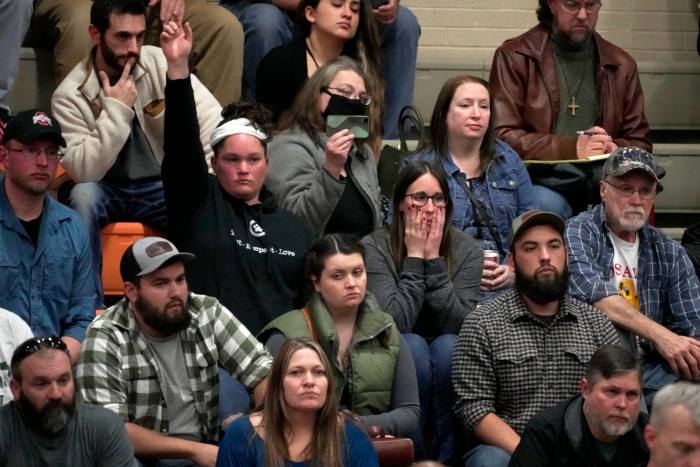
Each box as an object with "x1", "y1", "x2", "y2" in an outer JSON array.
[
  {"x1": 509, "y1": 395, "x2": 649, "y2": 467},
  {"x1": 255, "y1": 38, "x2": 307, "y2": 122},
  {"x1": 163, "y1": 77, "x2": 315, "y2": 335}
]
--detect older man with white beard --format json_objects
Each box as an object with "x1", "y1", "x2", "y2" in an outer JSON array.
[{"x1": 566, "y1": 147, "x2": 700, "y2": 406}]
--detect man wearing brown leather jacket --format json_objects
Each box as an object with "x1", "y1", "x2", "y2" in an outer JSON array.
[{"x1": 489, "y1": 0, "x2": 651, "y2": 218}]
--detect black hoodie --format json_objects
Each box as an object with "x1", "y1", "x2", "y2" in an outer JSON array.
[{"x1": 163, "y1": 77, "x2": 314, "y2": 334}]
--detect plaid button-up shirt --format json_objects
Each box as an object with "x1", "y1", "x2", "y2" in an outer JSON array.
[
  {"x1": 452, "y1": 289, "x2": 618, "y2": 436},
  {"x1": 566, "y1": 204, "x2": 700, "y2": 344},
  {"x1": 77, "y1": 293, "x2": 272, "y2": 441}
]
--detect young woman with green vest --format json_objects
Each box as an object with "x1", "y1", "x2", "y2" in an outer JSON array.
[{"x1": 259, "y1": 234, "x2": 420, "y2": 438}]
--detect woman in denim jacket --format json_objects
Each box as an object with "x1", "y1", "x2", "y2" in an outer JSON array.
[{"x1": 401, "y1": 75, "x2": 538, "y2": 301}]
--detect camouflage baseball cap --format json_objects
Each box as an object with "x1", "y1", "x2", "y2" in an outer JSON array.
[
  {"x1": 508, "y1": 210, "x2": 566, "y2": 248},
  {"x1": 602, "y1": 147, "x2": 660, "y2": 185}
]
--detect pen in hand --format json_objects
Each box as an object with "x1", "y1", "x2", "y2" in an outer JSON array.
[{"x1": 576, "y1": 130, "x2": 596, "y2": 136}]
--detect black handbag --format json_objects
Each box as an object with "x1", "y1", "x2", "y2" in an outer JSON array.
[{"x1": 377, "y1": 106, "x2": 428, "y2": 199}]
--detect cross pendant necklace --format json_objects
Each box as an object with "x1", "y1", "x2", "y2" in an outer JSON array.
[
  {"x1": 554, "y1": 52, "x2": 591, "y2": 117},
  {"x1": 567, "y1": 97, "x2": 580, "y2": 116}
]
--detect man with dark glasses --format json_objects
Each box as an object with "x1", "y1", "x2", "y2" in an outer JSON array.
[
  {"x1": 0, "y1": 336, "x2": 134, "y2": 465},
  {"x1": 77, "y1": 237, "x2": 272, "y2": 466},
  {"x1": 567, "y1": 147, "x2": 700, "y2": 407},
  {"x1": 0, "y1": 109, "x2": 96, "y2": 365}
]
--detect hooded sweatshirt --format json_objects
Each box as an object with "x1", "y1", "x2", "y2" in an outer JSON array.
[{"x1": 162, "y1": 77, "x2": 314, "y2": 334}]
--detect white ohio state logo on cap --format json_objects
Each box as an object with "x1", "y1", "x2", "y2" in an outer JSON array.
[{"x1": 32, "y1": 112, "x2": 52, "y2": 126}]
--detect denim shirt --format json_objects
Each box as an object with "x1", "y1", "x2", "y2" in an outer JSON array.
[
  {"x1": 401, "y1": 139, "x2": 538, "y2": 257},
  {"x1": 566, "y1": 204, "x2": 700, "y2": 344},
  {"x1": 0, "y1": 175, "x2": 96, "y2": 341}
]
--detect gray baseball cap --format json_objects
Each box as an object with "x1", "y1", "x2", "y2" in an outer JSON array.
[{"x1": 120, "y1": 237, "x2": 195, "y2": 283}]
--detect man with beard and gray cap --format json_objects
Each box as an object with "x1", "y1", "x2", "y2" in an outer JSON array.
[
  {"x1": 0, "y1": 336, "x2": 135, "y2": 466},
  {"x1": 77, "y1": 237, "x2": 272, "y2": 467},
  {"x1": 566, "y1": 147, "x2": 700, "y2": 405},
  {"x1": 451, "y1": 210, "x2": 619, "y2": 467},
  {"x1": 510, "y1": 344, "x2": 649, "y2": 467}
]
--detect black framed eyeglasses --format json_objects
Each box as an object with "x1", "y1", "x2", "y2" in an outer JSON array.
[
  {"x1": 322, "y1": 87, "x2": 372, "y2": 105},
  {"x1": 11, "y1": 336, "x2": 67, "y2": 367},
  {"x1": 560, "y1": 0, "x2": 602, "y2": 14},
  {"x1": 8, "y1": 147, "x2": 64, "y2": 161},
  {"x1": 404, "y1": 192, "x2": 449, "y2": 207}
]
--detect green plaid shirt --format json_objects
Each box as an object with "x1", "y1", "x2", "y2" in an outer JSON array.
[{"x1": 76, "y1": 293, "x2": 272, "y2": 441}]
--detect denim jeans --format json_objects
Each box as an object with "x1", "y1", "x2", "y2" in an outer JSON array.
[
  {"x1": 463, "y1": 444, "x2": 511, "y2": 467},
  {"x1": 642, "y1": 354, "x2": 679, "y2": 412},
  {"x1": 403, "y1": 333, "x2": 456, "y2": 463},
  {"x1": 220, "y1": 1, "x2": 420, "y2": 138},
  {"x1": 530, "y1": 184, "x2": 573, "y2": 219},
  {"x1": 68, "y1": 179, "x2": 168, "y2": 302}
]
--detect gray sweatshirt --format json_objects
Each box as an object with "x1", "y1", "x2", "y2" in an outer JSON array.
[{"x1": 362, "y1": 228, "x2": 483, "y2": 336}]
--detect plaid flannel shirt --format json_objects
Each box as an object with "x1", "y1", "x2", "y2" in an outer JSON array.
[
  {"x1": 77, "y1": 293, "x2": 272, "y2": 441},
  {"x1": 566, "y1": 204, "x2": 700, "y2": 342},
  {"x1": 452, "y1": 289, "x2": 618, "y2": 436}
]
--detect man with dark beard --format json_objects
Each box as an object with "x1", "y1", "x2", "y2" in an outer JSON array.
[
  {"x1": 76, "y1": 237, "x2": 272, "y2": 467},
  {"x1": 567, "y1": 147, "x2": 700, "y2": 406},
  {"x1": 0, "y1": 336, "x2": 134, "y2": 466},
  {"x1": 451, "y1": 210, "x2": 618, "y2": 467},
  {"x1": 51, "y1": 0, "x2": 222, "y2": 304},
  {"x1": 510, "y1": 344, "x2": 649, "y2": 467},
  {"x1": 488, "y1": 0, "x2": 651, "y2": 219}
]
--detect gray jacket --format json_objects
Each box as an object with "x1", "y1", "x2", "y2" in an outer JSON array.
[
  {"x1": 362, "y1": 228, "x2": 483, "y2": 336},
  {"x1": 266, "y1": 126, "x2": 382, "y2": 234}
]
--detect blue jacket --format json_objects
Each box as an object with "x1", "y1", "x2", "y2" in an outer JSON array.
[
  {"x1": 566, "y1": 204, "x2": 700, "y2": 343},
  {"x1": 0, "y1": 175, "x2": 96, "y2": 340},
  {"x1": 401, "y1": 139, "x2": 537, "y2": 256}
]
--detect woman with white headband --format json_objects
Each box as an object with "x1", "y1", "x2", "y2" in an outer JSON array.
[
  {"x1": 266, "y1": 57, "x2": 382, "y2": 238},
  {"x1": 160, "y1": 18, "x2": 314, "y2": 339}
]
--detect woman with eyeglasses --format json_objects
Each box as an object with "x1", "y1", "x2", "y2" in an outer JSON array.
[
  {"x1": 401, "y1": 75, "x2": 538, "y2": 302},
  {"x1": 266, "y1": 57, "x2": 382, "y2": 238},
  {"x1": 361, "y1": 160, "x2": 482, "y2": 461},
  {"x1": 216, "y1": 338, "x2": 378, "y2": 467},
  {"x1": 255, "y1": 0, "x2": 383, "y2": 139}
]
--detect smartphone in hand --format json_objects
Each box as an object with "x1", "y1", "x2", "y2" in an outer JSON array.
[
  {"x1": 372, "y1": 0, "x2": 389, "y2": 7},
  {"x1": 325, "y1": 115, "x2": 370, "y2": 139}
]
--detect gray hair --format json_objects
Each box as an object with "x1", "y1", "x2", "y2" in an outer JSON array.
[{"x1": 650, "y1": 382, "x2": 700, "y2": 428}]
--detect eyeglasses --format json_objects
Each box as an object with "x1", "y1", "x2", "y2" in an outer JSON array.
[
  {"x1": 603, "y1": 180, "x2": 657, "y2": 200},
  {"x1": 560, "y1": 0, "x2": 602, "y2": 14},
  {"x1": 322, "y1": 87, "x2": 372, "y2": 106},
  {"x1": 12, "y1": 336, "x2": 67, "y2": 366},
  {"x1": 404, "y1": 192, "x2": 449, "y2": 207},
  {"x1": 8, "y1": 147, "x2": 64, "y2": 161}
]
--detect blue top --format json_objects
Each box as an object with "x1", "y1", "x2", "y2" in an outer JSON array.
[
  {"x1": 216, "y1": 416, "x2": 379, "y2": 467},
  {"x1": 566, "y1": 204, "x2": 700, "y2": 345},
  {"x1": 401, "y1": 139, "x2": 537, "y2": 258},
  {"x1": 0, "y1": 174, "x2": 96, "y2": 340}
]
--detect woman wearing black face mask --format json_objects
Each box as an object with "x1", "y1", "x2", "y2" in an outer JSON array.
[
  {"x1": 255, "y1": 0, "x2": 383, "y2": 142},
  {"x1": 266, "y1": 57, "x2": 382, "y2": 237}
]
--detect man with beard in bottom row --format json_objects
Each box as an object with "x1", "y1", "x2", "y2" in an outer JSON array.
[
  {"x1": 510, "y1": 344, "x2": 649, "y2": 467},
  {"x1": 0, "y1": 336, "x2": 135, "y2": 466},
  {"x1": 451, "y1": 210, "x2": 619, "y2": 467}
]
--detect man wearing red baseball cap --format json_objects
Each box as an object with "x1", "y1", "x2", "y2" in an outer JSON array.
[{"x1": 0, "y1": 109, "x2": 96, "y2": 365}]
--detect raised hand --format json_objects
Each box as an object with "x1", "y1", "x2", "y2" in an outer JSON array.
[
  {"x1": 424, "y1": 205, "x2": 445, "y2": 259},
  {"x1": 149, "y1": 0, "x2": 186, "y2": 23},
  {"x1": 99, "y1": 58, "x2": 137, "y2": 108},
  {"x1": 324, "y1": 129, "x2": 354, "y2": 179},
  {"x1": 404, "y1": 204, "x2": 427, "y2": 259},
  {"x1": 161, "y1": 15, "x2": 192, "y2": 76},
  {"x1": 373, "y1": 0, "x2": 399, "y2": 25}
]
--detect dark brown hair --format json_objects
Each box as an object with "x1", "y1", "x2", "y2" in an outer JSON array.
[
  {"x1": 428, "y1": 75, "x2": 497, "y2": 176},
  {"x1": 389, "y1": 161, "x2": 454, "y2": 272}
]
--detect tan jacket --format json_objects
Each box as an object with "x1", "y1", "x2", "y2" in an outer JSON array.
[
  {"x1": 489, "y1": 24, "x2": 651, "y2": 161},
  {"x1": 52, "y1": 45, "x2": 221, "y2": 182}
]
